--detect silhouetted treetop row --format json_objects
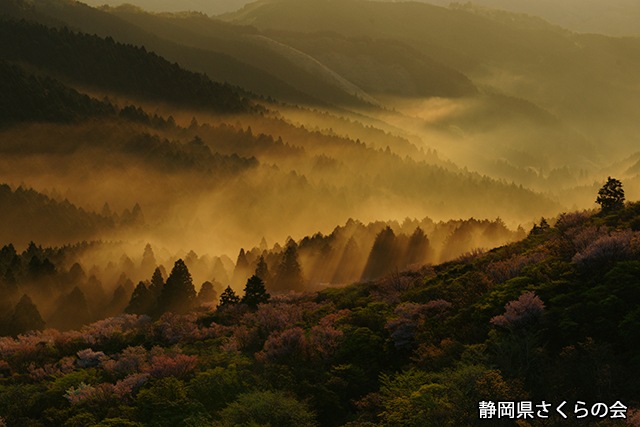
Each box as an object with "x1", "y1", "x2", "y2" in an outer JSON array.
[
  {"x1": 0, "y1": 17, "x2": 250, "y2": 113},
  {"x1": 0, "y1": 60, "x2": 116, "y2": 125}
]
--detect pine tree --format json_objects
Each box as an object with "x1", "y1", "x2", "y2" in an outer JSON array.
[
  {"x1": 273, "y1": 240, "x2": 304, "y2": 292},
  {"x1": 361, "y1": 226, "x2": 399, "y2": 281},
  {"x1": 141, "y1": 243, "x2": 157, "y2": 277},
  {"x1": 198, "y1": 281, "x2": 217, "y2": 305},
  {"x1": 125, "y1": 281, "x2": 155, "y2": 315},
  {"x1": 403, "y1": 227, "x2": 431, "y2": 267},
  {"x1": 149, "y1": 267, "x2": 165, "y2": 298},
  {"x1": 156, "y1": 259, "x2": 197, "y2": 315},
  {"x1": 231, "y1": 248, "x2": 251, "y2": 288},
  {"x1": 9, "y1": 294, "x2": 45, "y2": 336},
  {"x1": 254, "y1": 255, "x2": 271, "y2": 286},
  {"x1": 241, "y1": 275, "x2": 270, "y2": 309},
  {"x1": 596, "y1": 177, "x2": 625, "y2": 213},
  {"x1": 219, "y1": 286, "x2": 240, "y2": 307}
]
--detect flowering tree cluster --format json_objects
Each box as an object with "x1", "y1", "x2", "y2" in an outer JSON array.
[
  {"x1": 490, "y1": 292, "x2": 545, "y2": 331},
  {"x1": 486, "y1": 252, "x2": 546, "y2": 284},
  {"x1": 385, "y1": 301, "x2": 451, "y2": 349},
  {"x1": 572, "y1": 230, "x2": 640, "y2": 269}
]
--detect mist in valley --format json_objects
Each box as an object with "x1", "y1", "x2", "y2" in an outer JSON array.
[{"x1": 2, "y1": 0, "x2": 640, "y2": 331}]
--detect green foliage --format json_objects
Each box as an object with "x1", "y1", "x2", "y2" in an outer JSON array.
[
  {"x1": 0, "y1": 60, "x2": 116, "y2": 126},
  {"x1": 156, "y1": 260, "x2": 197, "y2": 316},
  {"x1": 596, "y1": 177, "x2": 625, "y2": 213},
  {"x1": 64, "y1": 412, "x2": 98, "y2": 427},
  {"x1": 136, "y1": 377, "x2": 206, "y2": 427},
  {"x1": 188, "y1": 365, "x2": 248, "y2": 413},
  {"x1": 93, "y1": 418, "x2": 144, "y2": 427},
  {"x1": 272, "y1": 240, "x2": 304, "y2": 292},
  {"x1": 241, "y1": 275, "x2": 270, "y2": 309},
  {"x1": 218, "y1": 286, "x2": 240, "y2": 307},
  {"x1": 125, "y1": 282, "x2": 155, "y2": 316},
  {"x1": 213, "y1": 390, "x2": 319, "y2": 427}
]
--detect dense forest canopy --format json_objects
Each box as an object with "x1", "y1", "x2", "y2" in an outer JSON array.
[{"x1": 1, "y1": 0, "x2": 640, "y2": 425}]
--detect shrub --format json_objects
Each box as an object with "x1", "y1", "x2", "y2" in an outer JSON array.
[
  {"x1": 490, "y1": 292, "x2": 545, "y2": 331},
  {"x1": 213, "y1": 390, "x2": 319, "y2": 427}
]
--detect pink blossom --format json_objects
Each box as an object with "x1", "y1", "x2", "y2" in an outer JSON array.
[
  {"x1": 77, "y1": 348, "x2": 109, "y2": 368},
  {"x1": 491, "y1": 292, "x2": 545, "y2": 331},
  {"x1": 251, "y1": 304, "x2": 304, "y2": 334},
  {"x1": 80, "y1": 314, "x2": 151, "y2": 345},
  {"x1": 102, "y1": 346, "x2": 147, "y2": 374},
  {"x1": 385, "y1": 302, "x2": 450, "y2": 349},
  {"x1": 64, "y1": 382, "x2": 97, "y2": 404},
  {"x1": 309, "y1": 325, "x2": 343, "y2": 361},
  {"x1": 255, "y1": 327, "x2": 308, "y2": 364},
  {"x1": 555, "y1": 211, "x2": 592, "y2": 232},
  {"x1": 319, "y1": 309, "x2": 351, "y2": 328},
  {"x1": 114, "y1": 373, "x2": 150, "y2": 398},
  {"x1": 572, "y1": 230, "x2": 640, "y2": 268},
  {"x1": 143, "y1": 353, "x2": 198, "y2": 378},
  {"x1": 487, "y1": 252, "x2": 546, "y2": 283}
]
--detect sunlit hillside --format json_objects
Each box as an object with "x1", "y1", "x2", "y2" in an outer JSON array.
[{"x1": 1, "y1": 0, "x2": 640, "y2": 425}]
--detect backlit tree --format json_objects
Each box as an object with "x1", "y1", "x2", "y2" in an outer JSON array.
[
  {"x1": 156, "y1": 259, "x2": 197, "y2": 315},
  {"x1": 596, "y1": 177, "x2": 625, "y2": 213},
  {"x1": 241, "y1": 275, "x2": 270, "y2": 309}
]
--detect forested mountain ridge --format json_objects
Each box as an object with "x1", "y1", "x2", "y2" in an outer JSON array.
[
  {"x1": 0, "y1": 0, "x2": 366, "y2": 106},
  {"x1": 0, "y1": 0, "x2": 330, "y2": 106},
  {"x1": 0, "y1": 184, "x2": 140, "y2": 247},
  {"x1": 98, "y1": 5, "x2": 477, "y2": 100},
  {"x1": 0, "y1": 17, "x2": 251, "y2": 113},
  {"x1": 424, "y1": 0, "x2": 640, "y2": 36},
  {"x1": 1, "y1": 201, "x2": 639, "y2": 425},
  {"x1": 0, "y1": 13, "x2": 564, "y2": 254},
  {"x1": 1, "y1": 0, "x2": 639, "y2": 424},
  {"x1": 220, "y1": 0, "x2": 640, "y2": 148}
]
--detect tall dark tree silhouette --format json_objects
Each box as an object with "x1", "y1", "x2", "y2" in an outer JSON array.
[
  {"x1": 149, "y1": 267, "x2": 165, "y2": 298},
  {"x1": 241, "y1": 275, "x2": 270, "y2": 309},
  {"x1": 596, "y1": 177, "x2": 625, "y2": 213},
  {"x1": 198, "y1": 281, "x2": 217, "y2": 305},
  {"x1": 403, "y1": 227, "x2": 431, "y2": 267},
  {"x1": 254, "y1": 255, "x2": 271, "y2": 286},
  {"x1": 141, "y1": 243, "x2": 157, "y2": 278},
  {"x1": 9, "y1": 294, "x2": 45, "y2": 336},
  {"x1": 361, "y1": 226, "x2": 399, "y2": 281},
  {"x1": 126, "y1": 281, "x2": 155, "y2": 315},
  {"x1": 219, "y1": 286, "x2": 240, "y2": 307},
  {"x1": 273, "y1": 240, "x2": 304, "y2": 292},
  {"x1": 232, "y1": 248, "x2": 251, "y2": 288},
  {"x1": 156, "y1": 259, "x2": 197, "y2": 315},
  {"x1": 1, "y1": 267, "x2": 20, "y2": 301}
]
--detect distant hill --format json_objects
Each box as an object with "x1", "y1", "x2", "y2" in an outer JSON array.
[
  {"x1": 0, "y1": 17, "x2": 250, "y2": 113},
  {"x1": 80, "y1": 0, "x2": 251, "y2": 16},
  {"x1": 0, "y1": 60, "x2": 116, "y2": 125},
  {"x1": 0, "y1": 184, "x2": 117, "y2": 247},
  {"x1": 220, "y1": 0, "x2": 640, "y2": 153},
  {"x1": 1, "y1": 0, "x2": 329, "y2": 106},
  {"x1": 423, "y1": 0, "x2": 640, "y2": 36},
  {"x1": 101, "y1": 5, "x2": 379, "y2": 106}
]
